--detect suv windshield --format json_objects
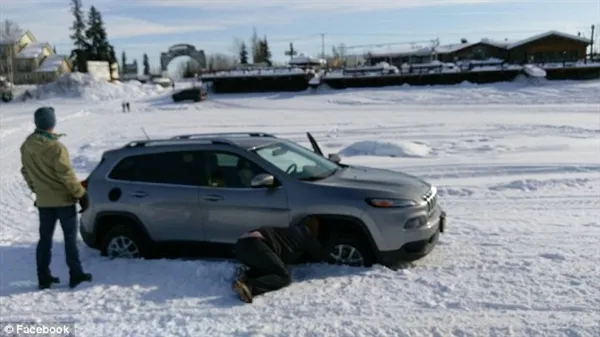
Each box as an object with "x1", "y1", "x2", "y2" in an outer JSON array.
[{"x1": 252, "y1": 141, "x2": 340, "y2": 181}]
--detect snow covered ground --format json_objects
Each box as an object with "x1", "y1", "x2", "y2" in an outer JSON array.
[{"x1": 1, "y1": 79, "x2": 599, "y2": 336}]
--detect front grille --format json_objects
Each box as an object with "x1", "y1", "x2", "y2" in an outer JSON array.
[{"x1": 422, "y1": 187, "x2": 437, "y2": 213}]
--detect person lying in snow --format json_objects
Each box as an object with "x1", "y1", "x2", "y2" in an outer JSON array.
[{"x1": 232, "y1": 216, "x2": 328, "y2": 303}]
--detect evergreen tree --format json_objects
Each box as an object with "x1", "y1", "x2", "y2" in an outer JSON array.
[
  {"x1": 143, "y1": 53, "x2": 150, "y2": 75},
  {"x1": 239, "y1": 42, "x2": 248, "y2": 64},
  {"x1": 108, "y1": 45, "x2": 117, "y2": 80},
  {"x1": 69, "y1": 0, "x2": 88, "y2": 72},
  {"x1": 121, "y1": 51, "x2": 127, "y2": 68},
  {"x1": 109, "y1": 46, "x2": 116, "y2": 63},
  {"x1": 259, "y1": 36, "x2": 272, "y2": 66},
  {"x1": 85, "y1": 6, "x2": 111, "y2": 61}
]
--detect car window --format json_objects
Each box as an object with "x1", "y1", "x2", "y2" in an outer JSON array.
[
  {"x1": 202, "y1": 151, "x2": 266, "y2": 188},
  {"x1": 108, "y1": 151, "x2": 205, "y2": 186}
]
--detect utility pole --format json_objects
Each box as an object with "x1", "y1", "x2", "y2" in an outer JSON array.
[
  {"x1": 321, "y1": 33, "x2": 325, "y2": 59},
  {"x1": 9, "y1": 45, "x2": 14, "y2": 84},
  {"x1": 284, "y1": 42, "x2": 297, "y2": 61},
  {"x1": 590, "y1": 24, "x2": 595, "y2": 59}
]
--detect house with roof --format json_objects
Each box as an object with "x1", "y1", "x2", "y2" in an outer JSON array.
[
  {"x1": 505, "y1": 30, "x2": 590, "y2": 63},
  {"x1": 365, "y1": 30, "x2": 591, "y2": 67},
  {"x1": 0, "y1": 29, "x2": 71, "y2": 85}
]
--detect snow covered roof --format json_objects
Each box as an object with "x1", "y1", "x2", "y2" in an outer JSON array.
[
  {"x1": 436, "y1": 42, "x2": 476, "y2": 54},
  {"x1": 16, "y1": 42, "x2": 51, "y2": 59},
  {"x1": 369, "y1": 45, "x2": 434, "y2": 57},
  {"x1": 507, "y1": 30, "x2": 591, "y2": 49},
  {"x1": 36, "y1": 55, "x2": 68, "y2": 72},
  {"x1": 480, "y1": 38, "x2": 515, "y2": 48},
  {"x1": 367, "y1": 30, "x2": 590, "y2": 58}
]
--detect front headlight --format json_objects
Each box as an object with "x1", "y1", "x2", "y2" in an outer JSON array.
[{"x1": 366, "y1": 198, "x2": 417, "y2": 208}]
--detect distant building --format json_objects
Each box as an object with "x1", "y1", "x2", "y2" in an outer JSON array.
[
  {"x1": 0, "y1": 30, "x2": 71, "y2": 85},
  {"x1": 366, "y1": 30, "x2": 591, "y2": 67},
  {"x1": 121, "y1": 61, "x2": 139, "y2": 81}
]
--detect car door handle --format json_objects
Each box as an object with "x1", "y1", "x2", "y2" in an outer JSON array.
[
  {"x1": 202, "y1": 194, "x2": 224, "y2": 202},
  {"x1": 130, "y1": 191, "x2": 148, "y2": 198}
]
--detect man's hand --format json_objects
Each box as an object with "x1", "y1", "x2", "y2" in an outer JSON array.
[{"x1": 78, "y1": 192, "x2": 89, "y2": 213}]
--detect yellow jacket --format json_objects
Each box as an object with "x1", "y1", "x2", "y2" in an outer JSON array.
[{"x1": 20, "y1": 130, "x2": 86, "y2": 207}]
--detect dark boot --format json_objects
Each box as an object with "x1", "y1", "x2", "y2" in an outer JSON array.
[
  {"x1": 69, "y1": 272, "x2": 92, "y2": 289},
  {"x1": 232, "y1": 279, "x2": 253, "y2": 303},
  {"x1": 38, "y1": 274, "x2": 60, "y2": 290}
]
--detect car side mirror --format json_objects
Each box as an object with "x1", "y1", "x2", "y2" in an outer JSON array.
[
  {"x1": 250, "y1": 173, "x2": 275, "y2": 188},
  {"x1": 328, "y1": 153, "x2": 341, "y2": 163}
]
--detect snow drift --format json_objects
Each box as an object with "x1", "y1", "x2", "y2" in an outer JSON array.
[
  {"x1": 338, "y1": 140, "x2": 431, "y2": 157},
  {"x1": 23, "y1": 73, "x2": 166, "y2": 101}
]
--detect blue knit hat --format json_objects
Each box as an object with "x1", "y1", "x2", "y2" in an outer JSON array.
[{"x1": 34, "y1": 107, "x2": 56, "y2": 130}]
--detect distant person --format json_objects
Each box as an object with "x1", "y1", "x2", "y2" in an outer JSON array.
[
  {"x1": 232, "y1": 217, "x2": 328, "y2": 303},
  {"x1": 126, "y1": 102, "x2": 130, "y2": 112},
  {"x1": 20, "y1": 107, "x2": 92, "y2": 290}
]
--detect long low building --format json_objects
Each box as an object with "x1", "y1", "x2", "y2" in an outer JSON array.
[{"x1": 366, "y1": 30, "x2": 591, "y2": 66}]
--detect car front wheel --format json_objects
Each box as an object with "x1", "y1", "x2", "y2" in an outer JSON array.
[{"x1": 324, "y1": 233, "x2": 375, "y2": 267}]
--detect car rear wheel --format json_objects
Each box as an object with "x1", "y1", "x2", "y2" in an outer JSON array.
[{"x1": 100, "y1": 225, "x2": 147, "y2": 259}]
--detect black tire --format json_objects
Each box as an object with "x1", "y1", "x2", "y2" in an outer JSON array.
[
  {"x1": 100, "y1": 225, "x2": 148, "y2": 259},
  {"x1": 324, "y1": 232, "x2": 375, "y2": 267}
]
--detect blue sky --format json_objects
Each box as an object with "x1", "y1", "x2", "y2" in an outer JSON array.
[{"x1": 2, "y1": 0, "x2": 599, "y2": 74}]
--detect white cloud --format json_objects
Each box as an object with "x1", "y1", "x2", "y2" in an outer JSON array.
[
  {"x1": 104, "y1": 17, "x2": 224, "y2": 39},
  {"x1": 0, "y1": 0, "x2": 288, "y2": 45},
  {"x1": 0, "y1": 0, "x2": 527, "y2": 47}
]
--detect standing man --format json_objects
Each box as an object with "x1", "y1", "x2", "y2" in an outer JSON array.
[
  {"x1": 232, "y1": 216, "x2": 328, "y2": 303},
  {"x1": 20, "y1": 107, "x2": 92, "y2": 290}
]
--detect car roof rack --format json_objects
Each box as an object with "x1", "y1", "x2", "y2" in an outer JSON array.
[
  {"x1": 171, "y1": 132, "x2": 277, "y2": 140},
  {"x1": 123, "y1": 138, "x2": 236, "y2": 148}
]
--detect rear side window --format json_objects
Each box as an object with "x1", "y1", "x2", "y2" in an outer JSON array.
[
  {"x1": 215, "y1": 153, "x2": 238, "y2": 167},
  {"x1": 108, "y1": 151, "x2": 205, "y2": 186}
]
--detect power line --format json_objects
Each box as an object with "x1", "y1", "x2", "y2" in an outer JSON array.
[
  {"x1": 298, "y1": 26, "x2": 600, "y2": 40},
  {"x1": 343, "y1": 39, "x2": 436, "y2": 50}
]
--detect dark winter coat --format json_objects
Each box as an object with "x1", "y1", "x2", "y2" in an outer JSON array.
[{"x1": 256, "y1": 223, "x2": 328, "y2": 264}]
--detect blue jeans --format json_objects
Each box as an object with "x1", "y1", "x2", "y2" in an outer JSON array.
[{"x1": 37, "y1": 205, "x2": 83, "y2": 277}]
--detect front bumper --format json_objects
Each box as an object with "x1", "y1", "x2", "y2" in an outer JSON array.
[{"x1": 378, "y1": 211, "x2": 446, "y2": 266}]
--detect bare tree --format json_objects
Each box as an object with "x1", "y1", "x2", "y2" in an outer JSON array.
[
  {"x1": 250, "y1": 27, "x2": 260, "y2": 63},
  {"x1": 1, "y1": 19, "x2": 23, "y2": 41},
  {"x1": 1, "y1": 20, "x2": 24, "y2": 82},
  {"x1": 206, "y1": 53, "x2": 237, "y2": 70},
  {"x1": 337, "y1": 43, "x2": 348, "y2": 60}
]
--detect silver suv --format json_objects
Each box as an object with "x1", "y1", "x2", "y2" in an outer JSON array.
[{"x1": 79, "y1": 132, "x2": 446, "y2": 267}]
